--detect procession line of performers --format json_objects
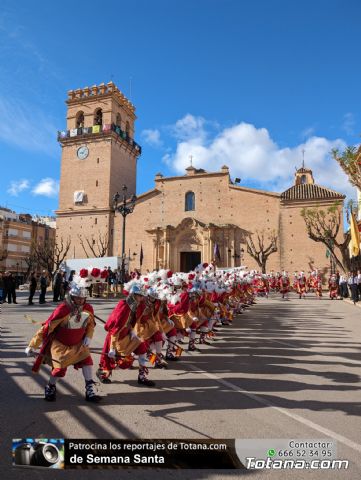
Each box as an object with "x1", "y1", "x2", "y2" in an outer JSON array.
[
  {"x1": 24, "y1": 265, "x2": 332, "y2": 402},
  {"x1": 25, "y1": 263, "x2": 256, "y2": 402},
  {"x1": 267, "y1": 270, "x2": 323, "y2": 299}
]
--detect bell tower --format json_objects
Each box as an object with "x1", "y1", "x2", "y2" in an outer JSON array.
[
  {"x1": 56, "y1": 82, "x2": 141, "y2": 259},
  {"x1": 294, "y1": 167, "x2": 315, "y2": 186}
]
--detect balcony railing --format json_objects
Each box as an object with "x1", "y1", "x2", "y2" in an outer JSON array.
[{"x1": 57, "y1": 123, "x2": 142, "y2": 154}]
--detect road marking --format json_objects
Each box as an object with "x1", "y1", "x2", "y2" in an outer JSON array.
[{"x1": 187, "y1": 363, "x2": 361, "y2": 454}]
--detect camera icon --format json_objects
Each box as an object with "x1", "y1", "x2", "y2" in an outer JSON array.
[{"x1": 14, "y1": 441, "x2": 60, "y2": 467}]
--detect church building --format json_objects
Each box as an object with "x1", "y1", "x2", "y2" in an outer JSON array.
[{"x1": 56, "y1": 83, "x2": 345, "y2": 275}]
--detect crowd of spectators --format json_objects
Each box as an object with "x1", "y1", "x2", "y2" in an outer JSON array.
[
  {"x1": 334, "y1": 270, "x2": 361, "y2": 303},
  {"x1": 0, "y1": 266, "x2": 144, "y2": 304}
]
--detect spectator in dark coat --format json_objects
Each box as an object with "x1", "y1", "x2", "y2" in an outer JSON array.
[
  {"x1": 39, "y1": 271, "x2": 48, "y2": 304},
  {"x1": 68, "y1": 270, "x2": 75, "y2": 283},
  {"x1": 60, "y1": 271, "x2": 68, "y2": 300},
  {"x1": 28, "y1": 271, "x2": 37, "y2": 305},
  {"x1": 5, "y1": 272, "x2": 17, "y2": 304},
  {"x1": 348, "y1": 271, "x2": 359, "y2": 304},
  {"x1": 53, "y1": 270, "x2": 62, "y2": 302}
]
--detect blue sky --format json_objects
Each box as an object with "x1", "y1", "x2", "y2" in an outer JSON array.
[{"x1": 0, "y1": 0, "x2": 360, "y2": 215}]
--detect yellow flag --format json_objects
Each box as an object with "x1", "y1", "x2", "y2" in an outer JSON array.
[{"x1": 350, "y1": 211, "x2": 360, "y2": 256}]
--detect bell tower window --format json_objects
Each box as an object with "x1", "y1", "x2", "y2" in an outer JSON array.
[
  {"x1": 76, "y1": 111, "x2": 84, "y2": 128},
  {"x1": 125, "y1": 121, "x2": 130, "y2": 138},
  {"x1": 116, "y1": 113, "x2": 122, "y2": 127},
  {"x1": 94, "y1": 108, "x2": 103, "y2": 126},
  {"x1": 185, "y1": 191, "x2": 195, "y2": 211}
]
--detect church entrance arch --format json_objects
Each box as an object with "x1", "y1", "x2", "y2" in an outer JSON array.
[{"x1": 180, "y1": 251, "x2": 201, "y2": 272}]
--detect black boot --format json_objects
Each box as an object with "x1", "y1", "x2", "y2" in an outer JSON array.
[
  {"x1": 154, "y1": 353, "x2": 168, "y2": 369},
  {"x1": 188, "y1": 338, "x2": 198, "y2": 351},
  {"x1": 85, "y1": 380, "x2": 101, "y2": 403},
  {"x1": 138, "y1": 366, "x2": 155, "y2": 387},
  {"x1": 44, "y1": 383, "x2": 56, "y2": 401},
  {"x1": 198, "y1": 332, "x2": 211, "y2": 345},
  {"x1": 96, "y1": 368, "x2": 112, "y2": 384},
  {"x1": 166, "y1": 346, "x2": 179, "y2": 361}
]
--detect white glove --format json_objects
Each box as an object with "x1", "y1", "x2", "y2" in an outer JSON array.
[
  {"x1": 25, "y1": 346, "x2": 34, "y2": 357},
  {"x1": 82, "y1": 336, "x2": 91, "y2": 347},
  {"x1": 130, "y1": 331, "x2": 140, "y2": 341},
  {"x1": 192, "y1": 317, "x2": 198, "y2": 322},
  {"x1": 161, "y1": 332, "x2": 168, "y2": 342},
  {"x1": 108, "y1": 349, "x2": 116, "y2": 359},
  {"x1": 167, "y1": 319, "x2": 175, "y2": 328}
]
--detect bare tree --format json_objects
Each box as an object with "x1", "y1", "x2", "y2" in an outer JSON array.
[
  {"x1": 245, "y1": 229, "x2": 278, "y2": 273},
  {"x1": 33, "y1": 237, "x2": 71, "y2": 281},
  {"x1": 78, "y1": 232, "x2": 108, "y2": 258},
  {"x1": 23, "y1": 252, "x2": 39, "y2": 279},
  {"x1": 332, "y1": 145, "x2": 361, "y2": 190},
  {"x1": 300, "y1": 202, "x2": 350, "y2": 273}
]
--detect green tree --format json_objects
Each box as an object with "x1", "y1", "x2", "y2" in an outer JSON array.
[{"x1": 332, "y1": 145, "x2": 361, "y2": 190}]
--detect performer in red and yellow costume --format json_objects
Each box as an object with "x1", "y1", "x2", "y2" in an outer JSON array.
[
  {"x1": 97, "y1": 283, "x2": 155, "y2": 387},
  {"x1": 328, "y1": 274, "x2": 338, "y2": 300},
  {"x1": 279, "y1": 272, "x2": 290, "y2": 300},
  {"x1": 25, "y1": 276, "x2": 100, "y2": 402},
  {"x1": 296, "y1": 272, "x2": 307, "y2": 299},
  {"x1": 137, "y1": 288, "x2": 168, "y2": 369}
]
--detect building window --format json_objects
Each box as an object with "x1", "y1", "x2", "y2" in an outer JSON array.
[
  {"x1": 8, "y1": 228, "x2": 18, "y2": 237},
  {"x1": 96, "y1": 180, "x2": 98, "y2": 187},
  {"x1": 95, "y1": 218, "x2": 97, "y2": 225},
  {"x1": 76, "y1": 111, "x2": 84, "y2": 128},
  {"x1": 185, "y1": 191, "x2": 195, "y2": 211},
  {"x1": 94, "y1": 108, "x2": 103, "y2": 126},
  {"x1": 125, "y1": 121, "x2": 130, "y2": 138},
  {"x1": 301, "y1": 174, "x2": 307, "y2": 184},
  {"x1": 116, "y1": 113, "x2": 122, "y2": 127}
]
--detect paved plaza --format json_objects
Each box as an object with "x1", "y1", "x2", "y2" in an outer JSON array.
[{"x1": 1, "y1": 292, "x2": 361, "y2": 479}]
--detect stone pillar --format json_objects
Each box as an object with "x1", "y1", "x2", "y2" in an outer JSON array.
[
  {"x1": 223, "y1": 230, "x2": 229, "y2": 268},
  {"x1": 230, "y1": 228, "x2": 235, "y2": 268},
  {"x1": 209, "y1": 228, "x2": 214, "y2": 264}
]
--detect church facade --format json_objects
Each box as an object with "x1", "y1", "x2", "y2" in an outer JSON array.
[{"x1": 56, "y1": 83, "x2": 345, "y2": 275}]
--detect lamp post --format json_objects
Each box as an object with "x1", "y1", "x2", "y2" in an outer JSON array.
[{"x1": 113, "y1": 185, "x2": 137, "y2": 285}]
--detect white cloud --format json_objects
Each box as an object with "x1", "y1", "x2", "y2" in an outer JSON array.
[
  {"x1": 32, "y1": 178, "x2": 59, "y2": 197},
  {"x1": 341, "y1": 112, "x2": 356, "y2": 136},
  {"x1": 141, "y1": 129, "x2": 162, "y2": 147},
  {"x1": 7, "y1": 179, "x2": 30, "y2": 196},
  {"x1": 0, "y1": 96, "x2": 58, "y2": 155},
  {"x1": 170, "y1": 114, "x2": 208, "y2": 142},
  {"x1": 165, "y1": 114, "x2": 355, "y2": 200}
]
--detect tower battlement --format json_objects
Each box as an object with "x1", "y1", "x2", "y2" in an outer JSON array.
[{"x1": 67, "y1": 81, "x2": 135, "y2": 115}]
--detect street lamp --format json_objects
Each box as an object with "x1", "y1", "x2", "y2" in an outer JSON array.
[{"x1": 113, "y1": 185, "x2": 137, "y2": 285}]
